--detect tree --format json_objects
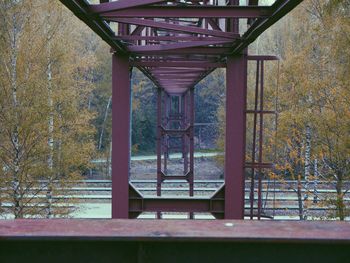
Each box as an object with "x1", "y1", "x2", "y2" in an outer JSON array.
[
  {"x1": 214, "y1": 0, "x2": 349, "y2": 220},
  {"x1": 0, "y1": 0, "x2": 96, "y2": 218},
  {"x1": 270, "y1": 0, "x2": 350, "y2": 220}
]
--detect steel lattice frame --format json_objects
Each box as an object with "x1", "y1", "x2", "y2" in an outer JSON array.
[{"x1": 60, "y1": 0, "x2": 303, "y2": 219}]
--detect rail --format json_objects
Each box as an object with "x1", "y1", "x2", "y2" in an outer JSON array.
[{"x1": 1, "y1": 180, "x2": 349, "y2": 219}]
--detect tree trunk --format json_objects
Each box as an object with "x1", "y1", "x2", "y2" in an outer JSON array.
[
  {"x1": 46, "y1": 10, "x2": 54, "y2": 219},
  {"x1": 313, "y1": 158, "x2": 318, "y2": 204},
  {"x1": 303, "y1": 124, "x2": 311, "y2": 220},
  {"x1": 98, "y1": 96, "x2": 112, "y2": 150},
  {"x1": 10, "y1": 13, "x2": 22, "y2": 219},
  {"x1": 294, "y1": 139, "x2": 304, "y2": 220},
  {"x1": 297, "y1": 173, "x2": 303, "y2": 220},
  {"x1": 106, "y1": 141, "x2": 112, "y2": 178},
  {"x1": 335, "y1": 173, "x2": 345, "y2": 220}
]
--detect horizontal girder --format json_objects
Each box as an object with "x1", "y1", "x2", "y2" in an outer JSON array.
[
  {"x1": 60, "y1": 0, "x2": 303, "y2": 92},
  {"x1": 98, "y1": 6, "x2": 271, "y2": 18}
]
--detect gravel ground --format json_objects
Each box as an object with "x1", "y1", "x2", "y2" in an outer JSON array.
[{"x1": 130, "y1": 156, "x2": 223, "y2": 180}]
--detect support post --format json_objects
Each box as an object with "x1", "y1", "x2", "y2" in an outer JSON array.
[
  {"x1": 157, "y1": 88, "x2": 162, "y2": 196},
  {"x1": 225, "y1": 54, "x2": 247, "y2": 219},
  {"x1": 183, "y1": 92, "x2": 189, "y2": 173},
  {"x1": 189, "y1": 88, "x2": 195, "y2": 197},
  {"x1": 112, "y1": 52, "x2": 131, "y2": 219}
]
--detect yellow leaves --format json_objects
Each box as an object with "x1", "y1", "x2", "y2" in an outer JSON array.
[{"x1": 0, "y1": 0, "x2": 97, "y2": 217}]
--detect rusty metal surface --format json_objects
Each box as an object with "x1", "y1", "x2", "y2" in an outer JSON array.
[{"x1": 0, "y1": 220, "x2": 349, "y2": 243}]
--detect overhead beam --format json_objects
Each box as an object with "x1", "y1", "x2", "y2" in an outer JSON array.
[
  {"x1": 98, "y1": 6, "x2": 271, "y2": 18},
  {"x1": 127, "y1": 39, "x2": 232, "y2": 52},
  {"x1": 107, "y1": 18, "x2": 237, "y2": 39},
  {"x1": 151, "y1": 68, "x2": 208, "y2": 72},
  {"x1": 247, "y1": 55, "x2": 279, "y2": 60},
  {"x1": 116, "y1": 35, "x2": 237, "y2": 42},
  {"x1": 90, "y1": 0, "x2": 166, "y2": 13},
  {"x1": 131, "y1": 61, "x2": 225, "y2": 68},
  {"x1": 133, "y1": 47, "x2": 231, "y2": 55},
  {"x1": 230, "y1": 0, "x2": 303, "y2": 54},
  {"x1": 59, "y1": 0, "x2": 127, "y2": 53}
]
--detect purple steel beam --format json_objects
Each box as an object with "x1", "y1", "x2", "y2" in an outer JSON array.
[
  {"x1": 90, "y1": 0, "x2": 166, "y2": 13},
  {"x1": 3, "y1": 218, "x2": 350, "y2": 262},
  {"x1": 157, "y1": 89, "x2": 162, "y2": 196},
  {"x1": 230, "y1": 0, "x2": 303, "y2": 54},
  {"x1": 151, "y1": 69, "x2": 207, "y2": 73},
  {"x1": 2, "y1": 220, "x2": 350, "y2": 242},
  {"x1": 129, "y1": 184, "x2": 225, "y2": 215},
  {"x1": 155, "y1": 77, "x2": 202, "y2": 80},
  {"x1": 247, "y1": 55, "x2": 279, "y2": 60},
  {"x1": 99, "y1": 6, "x2": 271, "y2": 18},
  {"x1": 163, "y1": 92, "x2": 169, "y2": 175},
  {"x1": 141, "y1": 197, "x2": 211, "y2": 213},
  {"x1": 160, "y1": 85, "x2": 197, "y2": 89},
  {"x1": 59, "y1": 0, "x2": 127, "y2": 53},
  {"x1": 189, "y1": 88, "x2": 195, "y2": 197},
  {"x1": 153, "y1": 71, "x2": 204, "y2": 75},
  {"x1": 225, "y1": 54, "x2": 247, "y2": 219},
  {"x1": 161, "y1": 85, "x2": 193, "y2": 88},
  {"x1": 184, "y1": 93, "x2": 189, "y2": 174},
  {"x1": 108, "y1": 18, "x2": 237, "y2": 39},
  {"x1": 131, "y1": 25, "x2": 145, "y2": 36},
  {"x1": 159, "y1": 82, "x2": 194, "y2": 86},
  {"x1": 112, "y1": 52, "x2": 131, "y2": 219},
  {"x1": 206, "y1": 18, "x2": 222, "y2": 31},
  {"x1": 131, "y1": 61, "x2": 225, "y2": 68},
  {"x1": 227, "y1": 0, "x2": 239, "y2": 34},
  {"x1": 165, "y1": 88, "x2": 190, "y2": 93},
  {"x1": 127, "y1": 39, "x2": 233, "y2": 52},
  {"x1": 132, "y1": 47, "x2": 231, "y2": 55},
  {"x1": 59, "y1": 0, "x2": 303, "y2": 220},
  {"x1": 156, "y1": 91, "x2": 194, "y2": 200},
  {"x1": 155, "y1": 76, "x2": 201, "y2": 80},
  {"x1": 116, "y1": 35, "x2": 234, "y2": 42}
]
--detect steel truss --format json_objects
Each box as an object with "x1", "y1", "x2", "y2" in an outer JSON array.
[{"x1": 59, "y1": 0, "x2": 303, "y2": 219}]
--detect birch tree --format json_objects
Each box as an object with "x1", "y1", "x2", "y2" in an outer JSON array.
[{"x1": 0, "y1": 0, "x2": 96, "y2": 218}]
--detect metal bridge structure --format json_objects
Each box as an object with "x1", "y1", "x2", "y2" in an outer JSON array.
[
  {"x1": 59, "y1": 0, "x2": 303, "y2": 219},
  {"x1": 2, "y1": 1, "x2": 350, "y2": 262}
]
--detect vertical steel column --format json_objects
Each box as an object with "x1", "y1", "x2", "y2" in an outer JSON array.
[
  {"x1": 189, "y1": 88, "x2": 195, "y2": 197},
  {"x1": 189, "y1": 88, "x2": 195, "y2": 219},
  {"x1": 157, "y1": 88, "x2": 162, "y2": 197},
  {"x1": 164, "y1": 92, "x2": 170, "y2": 162},
  {"x1": 112, "y1": 52, "x2": 130, "y2": 219},
  {"x1": 183, "y1": 92, "x2": 189, "y2": 174},
  {"x1": 250, "y1": 61, "x2": 260, "y2": 219},
  {"x1": 257, "y1": 60, "x2": 265, "y2": 220},
  {"x1": 225, "y1": 54, "x2": 247, "y2": 219},
  {"x1": 156, "y1": 89, "x2": 163, "y2": 219},
  {"x1": 181, "y1": 94, "x2": 185, "y2": 158}
]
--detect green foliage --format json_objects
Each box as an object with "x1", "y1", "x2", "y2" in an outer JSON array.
[{"x1": 131, "y1": 69, "x2": 157, "y2": 154}]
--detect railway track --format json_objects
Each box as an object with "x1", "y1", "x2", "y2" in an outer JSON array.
[{"x1": 1, "y1": 180, "x2": 349, "y2": 219}]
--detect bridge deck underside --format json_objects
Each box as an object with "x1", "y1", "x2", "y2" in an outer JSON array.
[
  {"x1": 60, "y1": 0, "x2": 302, "y2": 93},
  {"x1": 59, "y1": 0, "x2": 303, "y2": 219}
]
